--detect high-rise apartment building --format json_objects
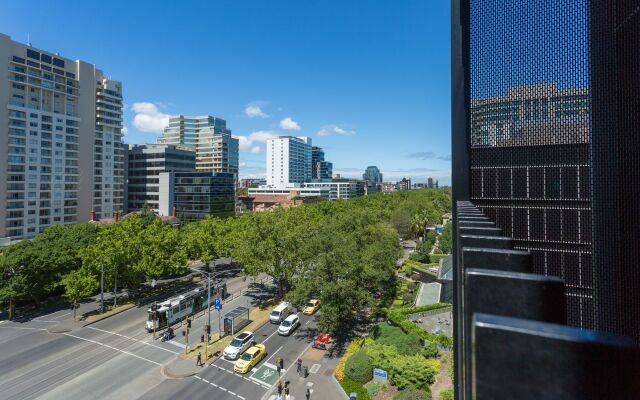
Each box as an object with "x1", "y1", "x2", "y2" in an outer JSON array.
[
  {"x1": 158, "y1": 115, "x2": 239, "y2": 176},
  {"x1": 266, "y1": 136, "x2": 312, "y2": 187},
  {"x1": 311, "y1": 146, "x2": 333, "y2": 179},
  {"x1": 0, "y1": 34, "x2": 124, "y2": 241},
  {"x1": 127, "y1": 144, "x2": 196, "y2": 213}
]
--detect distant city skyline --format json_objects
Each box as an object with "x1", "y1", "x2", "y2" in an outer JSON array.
[{"x1": 0, "y1": 1, "x2": 452, "y2": 183}]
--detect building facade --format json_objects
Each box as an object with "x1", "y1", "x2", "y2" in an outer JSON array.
[
  {"x1": 363, "y1": 166, "x2": 383, "y2": 184},
  {"x1": 158, "y1": 115, "x2": 239, "y2": 176},
  {"x1": 158, "y1": 171, "x2": 235, "y2": 221},
  {"x1": 0, "y1": 34, "x2": 124, "y2": 241},
  {"x1": 311, "y1": 146, "x2": 333, "y2": 179},
  {"x1": 266, "y1": 136, "x2": 312, "y2": 187},
  {"x1": 127, "y1": 144, "x2": 196, "y2": 213},
  {"x1": 469, "y1": 84, "x2": 592, "y2": 328},
  {"x1": 304, "y1": 179, "x2": 365, "y2": 201}
]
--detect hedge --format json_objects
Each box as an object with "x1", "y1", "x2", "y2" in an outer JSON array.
[
  {"x1": 428, "y1": 253, "x2": 448, "y2": 264},
  {"x1": 345, "y1": 349, "x2": 373, "y2": 383},
  {"x1": 439, "y1": 389, "x2": 454, "y2": 400},
  {"x1": 340, "y1": 376, "x2": 371, "y2": 400},
  {"x1": 394, "y1": 386, "x2": 432, "y2": 400},
  {"x1": 388, "y1": 303, "x2": 453, "y2": 348},
  {"x1": 336, "y1": 338, "x2": 363, "y2": 381}
]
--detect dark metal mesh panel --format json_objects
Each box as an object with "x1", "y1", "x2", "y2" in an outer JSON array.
[{"x1": 469, "y1": 0, "x2": 593, "y2": 328}]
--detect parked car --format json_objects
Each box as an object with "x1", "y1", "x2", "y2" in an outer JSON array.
[
  {"x1": 312, "y1": 333, "x2": 333, "y2": 350},
  {"x1": 234, "y1": 344, "x2": 267, "y2": 374},
  {"x1": 278, "y1": 314, "x2": 300, "y2": 336},
  {"x1": 303, "y1": 299, "x2": 321, "y2": 315},
  {"x1": 223, "y1": 331, "x2": 255, "y2": 360},
  {"x1": 270, "y1": 302, "x2": 292, "y2": 324}
]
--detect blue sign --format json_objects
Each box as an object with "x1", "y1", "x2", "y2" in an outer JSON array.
[
  {"x1": 214, "y1": 298, "x2": 222, "y2": 310},
  {"x1": 373, "y1": 368, "x2": 388, "y2": 382}
]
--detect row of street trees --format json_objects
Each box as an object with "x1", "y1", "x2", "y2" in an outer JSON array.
[{"x1": 0, "y1": 189, "x2": 451, "y2": 330}]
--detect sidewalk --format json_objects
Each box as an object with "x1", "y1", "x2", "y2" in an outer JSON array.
[{"x1": 261, "y1": 346, "x2": 348, "y2": 400}]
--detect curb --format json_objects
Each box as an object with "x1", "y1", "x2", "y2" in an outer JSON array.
[{"x1": 332, "y1": 374, "x2": 351, "y2": 400}]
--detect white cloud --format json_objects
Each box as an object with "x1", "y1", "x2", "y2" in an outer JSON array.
[
  {"x1": 234, "y1": 130, "x2": 279, "y2": 153},
  {"x1": 280, "y1": 117, "x2": 301, "y2": 131},
  {"x1": 121, "y1": 126, "x2": 129, "y2": 135},
  {"x1": 131, "y1": 102, "x2": 171, "y2": 134},
  {"x1": 317, "y1": 124, "x2": 356, "y2": 137},
  {"x1": 245, "y1": 103, "x2": 269, "y2": 118}
]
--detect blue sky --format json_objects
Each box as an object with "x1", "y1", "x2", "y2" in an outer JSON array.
[{"x1": 1, "y1": 1, "x2": 451, "y2": 183}]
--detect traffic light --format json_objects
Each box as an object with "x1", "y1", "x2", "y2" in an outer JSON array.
[
  {"x1": 187, "y1": 319, "x2": 191, "y2": 329},
  {"x1": 205, "y1": 325, "x2": 210, "y2": 335},
  {"x1": 182, "y1": 330, "x2": 186, "y2": 337},
  {"x1": 201, "y1": 335, "x2": 205, "y2": 343}
]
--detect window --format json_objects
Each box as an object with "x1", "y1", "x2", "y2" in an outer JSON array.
[
  {"x1": 40, "y1": 53, "x2": 52, "y2": 64},
  {"x1": 27, "y1": 49, "x2": 40, "y2": 60},
  {"x1": 52, "y1": 58, "x2": 64, "y2": 68}
]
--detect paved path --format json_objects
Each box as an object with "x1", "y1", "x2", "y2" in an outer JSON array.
[{"x1": 416, "y1": 282, "x2": 442, "y2": 306}]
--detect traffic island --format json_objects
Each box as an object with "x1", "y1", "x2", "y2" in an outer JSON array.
[
  {"x1": 81, "y1": 303, "x2": 136, "y2": 325},
  {"x1": 162, "y1": 303, "x2": 275, "y2": 380}
]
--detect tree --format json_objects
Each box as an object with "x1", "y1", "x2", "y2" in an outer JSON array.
[
  {"x1": 64, "y1": 270, "x2": 98, "y2": 319},
  {"x1": 181, "y1": 217, "x2": 228, "y2": 270},
  {"x1": 438, "y1": 223, "x2": 452, "y2": 254}
]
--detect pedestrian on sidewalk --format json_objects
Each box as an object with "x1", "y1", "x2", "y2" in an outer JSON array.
[
  {"x1": 297, "y1": 358, "x2": 302, "y2": 373},
  {"x1": 306, "y1": 388, "x2": 311, "y2": 399},
  {"x1": 196, "y1": 352, "x2": 203, "y2": 367}
]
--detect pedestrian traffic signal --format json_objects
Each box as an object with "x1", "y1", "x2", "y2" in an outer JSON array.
[
  {"x1": 187, "y1": 319, "x2": 191, "y2": 329},
  {"x1": 205, "y1": 325, "x2": 210, "y2": 335},
  {"x1": 201, "y1": 335, "x2": 205, "y2": 343}
]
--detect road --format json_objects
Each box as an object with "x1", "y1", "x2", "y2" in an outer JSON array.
[
  {"x1": 141, "y1": 312, "x2": 319, "y2": 400},
  {"x1": 0, "y1": 273, "x2": 319, "y2": 400}
]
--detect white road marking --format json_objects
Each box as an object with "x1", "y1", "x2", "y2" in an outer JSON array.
[
  {"x1": 305, "y1": 320, "x2": 310, "y2": 325},
  {"x1": 87, "y1": 326, "x2": 179, "y2": 355},
  {"x1": 266, "y1": 345, "x2": 283, "y2": 363},
  {"x1": 31, "y1": 319, "x2": 58, "y2": 323},
  {"x1": 52, "y1": 312, "x2": 72, "y2": 320},
  {"x1": 63, "y1": 333, "x2": 162, "y2": 366},
  {"x1": 166, "y1": 339, "x2": 184, "y2": 349},
  {"x1": 0, "y1": 326, "x2": 47, "y2": 331}
]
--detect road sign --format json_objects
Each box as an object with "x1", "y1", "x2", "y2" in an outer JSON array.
[
  {"x1": 373, "y1": 368, "x2": 388, "y2": 382},
  {"x1": 214, "y1": 298, "x2": 222, "y2": 310}
]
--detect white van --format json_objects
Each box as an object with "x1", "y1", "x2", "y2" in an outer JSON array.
[{"x1": 270, "y1": 302, "x2": 291, "y2": 324}]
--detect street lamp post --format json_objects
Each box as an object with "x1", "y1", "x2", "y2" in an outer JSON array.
[{"x1": 100, "y1": 254, "x2": 105, "y2": 314}]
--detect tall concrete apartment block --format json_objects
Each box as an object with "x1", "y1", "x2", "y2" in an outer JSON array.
[
  {"x1": 127, "y1": 144, "x2": 196, "y2": 213},
  {"x1": 266, "y1": 136, "x2": 312, "y2": 187},
  {"x1": 0, "y1": 34, "x2": 124, "y2": 241},
  {"x1": 158, "y1": 115, "x2": 239, "y2": 176}
]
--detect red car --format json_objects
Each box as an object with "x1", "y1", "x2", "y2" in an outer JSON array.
[{"x1": 312, "y1": 333, "x2": 333, "y2": 350}]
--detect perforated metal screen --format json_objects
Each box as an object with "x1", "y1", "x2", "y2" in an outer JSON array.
[{"x1": 468, "y1": 0, "x2": 593, "y2": 328}]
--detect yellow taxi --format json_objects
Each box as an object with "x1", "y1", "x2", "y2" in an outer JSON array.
[
  {"x1": 303, "y1": 299, "x2": 321, "y2": 315},
  {"x1": 234, "y1": 343, "x2": 266, "y2": 374}
]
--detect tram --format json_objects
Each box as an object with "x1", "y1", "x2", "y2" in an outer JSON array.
[{"x1": 145, "y1": 284, "x2": 226, "y2": 332}]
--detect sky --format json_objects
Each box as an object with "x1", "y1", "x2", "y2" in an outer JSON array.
[{"x1": 0, "y1": 0, "x2": 451, "y2": 183}]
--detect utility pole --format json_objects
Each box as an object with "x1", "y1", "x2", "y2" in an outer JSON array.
[
  {"x1": 100, "y1": 254, "x2": 105, "y2": 314},
  {"x1": 113, "y1": 267, "x2": 118, "y2": 307}
]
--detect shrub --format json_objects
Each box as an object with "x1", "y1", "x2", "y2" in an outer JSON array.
[
  {"x1": 340, "y1": 376, "x2": 371, "y2": 400},
  {"x1": 387, "y1": 304, "x2": 454, "y2": 348},
  {"x1": 439, "y1": 389, "x2": 454, "y2": 400},
  {"x1": 365, "y1": 340, "x2": 439, "y2": 390},
  {"x1": 394, "y1": 386, "x2": 432, "y2": 400},
  {"x1": 407, "y1": 282, "x2": 416, "y2": 291},
  {"x1": 411, "y1": 273, "x2": 421, "y2": 281},
  {"x1": 365, "y1": 380, "x2": 386, "y2": 397},
  {"x1": 372, "y1": 323, "x2": 422, "y2": 355},
  {"x1": 345, "y1": 349, "x2": 373, "y2": 384},
  {"x1": 422, "y1": 342, "x2": 439, "y2": 359},
  {"x1": 403, "y1": 292, "x2": 414, "y2": 305},
  {"x1": 335, "y1": 339, "x2": 362, "y2": 381}
]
